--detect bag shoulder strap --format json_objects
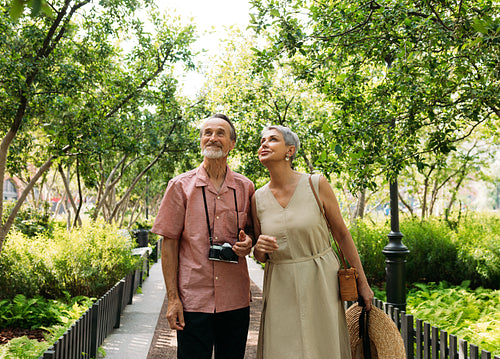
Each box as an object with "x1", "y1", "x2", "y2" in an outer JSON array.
[{"x1": 308, "y1": 175, "x2": 349, "y2": 270}]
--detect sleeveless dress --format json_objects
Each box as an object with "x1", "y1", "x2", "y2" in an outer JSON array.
[{"x1": 255, "y1": 174, "x2": 351, "y2": 359}]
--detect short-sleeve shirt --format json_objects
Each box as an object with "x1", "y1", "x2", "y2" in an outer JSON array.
[{"x1": 151, "y1": 164, "x2": 255, "y2": 313}]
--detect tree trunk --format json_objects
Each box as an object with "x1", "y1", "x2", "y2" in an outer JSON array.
[
  {"x1": 58, "y1": 163, "x2": 81, "y2": 227},
  {"x1": 429, "y1": 178, "x2": 439, "y2": 216},
  {"x1": 353, "y1": 188, "x2": 366, "y2": 220},
  {"x1": 107, "y1": 125, "x2": 177, "y2": 223},
  {"x1": 420, "y1": 165, "x2": 436, "y2": 220},
  {"x1": 72, "y1": 157, "x2": 83, "y2": 228},
  {"x1": 52, "y1": 193, "x2": 66, "y2": 218},
  {"x1": 91, "y1": 154, "x2": 128, "y2": 220},
  {"x1": 0, "y1": 152, "x2": 65, "y2": 250},
  {"x1": 445, "y1": 170, "x2": 467, "y2": 221},
  {"x1": 398, "y1": 190, "x2": 413, "y2": 216},
  {"x1": 301, "y1": 153, "x2": 315, "y2": 173}
]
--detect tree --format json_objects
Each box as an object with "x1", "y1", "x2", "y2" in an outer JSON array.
[
  {"x1": 249, "y1": 0, "x2": 500, "y2": 191},
  {"x1": 0, "y1": 0, "x2": 197, "y2": 250},
  {"x1": 399, "y1": 140, "x2": 494, "y2": 220},
  {"x1": 198, "y1": 29, "x2": 341, "y2": 186}
]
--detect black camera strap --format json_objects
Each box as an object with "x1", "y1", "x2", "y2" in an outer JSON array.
[{"x1": 201, "y1": 186, "x2": 239, "y2": 246}]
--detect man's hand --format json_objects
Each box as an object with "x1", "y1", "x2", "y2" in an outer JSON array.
[
  {"x1": 166, "y1": 298, "x2": 185, "y2": 330},
  {"x1": 232, "y1": 230, "x2": 252, "y2": 257}
]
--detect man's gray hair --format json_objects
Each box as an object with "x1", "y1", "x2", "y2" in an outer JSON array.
[
  {"x1": 262, "y1": 125, "x2": 300, "y2": 161},
  {"x1": 200, "y1": 113, "x2": 237, "y2": 142}
]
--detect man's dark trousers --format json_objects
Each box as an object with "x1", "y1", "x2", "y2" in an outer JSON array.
[{"x1": 177, "y1": 306, "x2": 250, "y2": 359}]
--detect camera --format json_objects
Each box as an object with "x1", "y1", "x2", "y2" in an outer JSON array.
[{"x1": 208, "y1": 242, "x2": 239, "y2": 263}]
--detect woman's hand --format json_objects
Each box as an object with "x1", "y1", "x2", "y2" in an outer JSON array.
[
  {"x1": 357, "y1": 281, "x2": 374, "y2": 311},
  {"x1": 253, "y1": 234, "x2": 278, "y2": 262},
  {"x1": 255, "y1": 234, "x2": 279, "y2": 253}
]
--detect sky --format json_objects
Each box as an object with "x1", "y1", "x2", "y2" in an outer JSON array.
[{"x1": 157, "y1": 0, "x2": 252, "y2": 97}]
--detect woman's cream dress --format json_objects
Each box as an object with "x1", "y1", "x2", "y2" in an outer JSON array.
[{"x1": 255, "y1": 174, "x2": 351, "y2": 359}]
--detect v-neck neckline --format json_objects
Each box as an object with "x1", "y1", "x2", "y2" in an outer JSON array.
[{"x1": 267, "y1": 173, "x2": 304, "y2": 210}]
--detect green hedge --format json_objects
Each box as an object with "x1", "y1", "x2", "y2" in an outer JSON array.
[
  {"x1": 351, "y1": 214, "x2": 500, "y2": 289},
  {"x1": 0, "y1": 220, "x2": 136, "y2": 300}
]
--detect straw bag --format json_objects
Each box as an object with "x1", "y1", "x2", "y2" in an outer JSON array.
[{"x1": 309, "y1": 175, "x2": 359, "y2": 302}]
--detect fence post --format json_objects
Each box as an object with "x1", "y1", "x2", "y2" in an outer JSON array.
[
  {"x1": 459, "y1": 338, "x2": 468, "y2": 359},
  {"x1": 115, "y1": 279, "x2": 125, "y2": 328},
  {"x1": 90, "y1": 302, "x2": 100, "y2": 358},
  {"x1": 401, "y1": 313, "x2": 414, "y2": 359},
  {"x1": 432, "y1": 327, "x2": 439, "y2": 359},
  {"x1": 470, "y1": 345, "x2": 479, "y2": 359},
  {"x1": 424, "y1": 322, "x2": 431, "y2": 358},
  {"x1": 129, "y1": 270, "x2": 135, "y2": 304},
  {"x1": 440, "y1": 330, "x2": 448, "y2": 359},
  {"x1": 450, "y1": 335, "x2": 458, "y2": 359},
  {"x1": 42, "y1": 347, "x2": 55, "y2": 359}
]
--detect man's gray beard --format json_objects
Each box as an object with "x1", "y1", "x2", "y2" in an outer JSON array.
[{"x1": 202, "y1": 147, "x2": 226, "y2": 159}]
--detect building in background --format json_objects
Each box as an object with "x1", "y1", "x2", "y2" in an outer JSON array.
[{"x1": 3, "y1": 178, "x2": 22, "y2": 202}]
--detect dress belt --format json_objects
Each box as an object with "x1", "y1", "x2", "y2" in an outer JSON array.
[{"x1": 267, "y1": 246, "x2": 333, "y2": 264}]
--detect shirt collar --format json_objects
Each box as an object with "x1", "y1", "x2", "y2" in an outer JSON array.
[{"x1": 195, "y1": 164, "x2": 236, "y2": 194}]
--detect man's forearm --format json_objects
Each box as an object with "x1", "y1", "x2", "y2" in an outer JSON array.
[{"x1": 161, "y1": 237, "x2": 180, "y2": 301}]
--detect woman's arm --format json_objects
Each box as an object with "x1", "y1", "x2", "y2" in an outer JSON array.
[
  {"x1": 318, "y1": 175, "x2": 374, "y2": 309},
  {"x1": 251, "y1": 193, "x2": 278, "y2": 263}
]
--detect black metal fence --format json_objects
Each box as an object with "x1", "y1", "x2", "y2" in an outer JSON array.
[
  {"x1": 370, "y1": 298, "x2": 499, "y2": 359},
  {"x1": 39, "y1": 251, "x2": 150, "y2": 359},
  {"x1": 38, "y1": 238, "x2": 497, "y2": 359}
]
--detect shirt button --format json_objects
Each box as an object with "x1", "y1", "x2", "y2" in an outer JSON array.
[
  {"x1": 216, "y1": 216, "x2": 219, "y2": 219},
  {"x1": 215, "y1": 236, "x2": 218, "y2": 240},
  {"x1": 215, "y1": 277, "x2": 219, "y2": 280},
  {"x1": 217, "y1": 196, "x2": 220, "y2": 199}
]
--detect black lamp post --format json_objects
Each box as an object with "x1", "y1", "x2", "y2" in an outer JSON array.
[
  {"x1": 382, "y1": 178, "x2": 409, "y2": 311},
  {"x1": 381, "y1": 57, "x2": 410, "y2": 311}
]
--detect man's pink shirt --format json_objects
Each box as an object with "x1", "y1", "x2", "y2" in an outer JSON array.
[{"x1": 151, "y1": 165, "x2": 255, "y2": 313}]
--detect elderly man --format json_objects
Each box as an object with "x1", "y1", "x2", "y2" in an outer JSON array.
[{"x1": 151, "y1": 114, "x2": 255, "y2": 359}]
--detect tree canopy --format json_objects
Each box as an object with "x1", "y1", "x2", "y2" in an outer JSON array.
[
  {"x1": 248, "y1": 0, "x2": 499, "y2": 189},
  {"x1": 0, "y1": 0, "x2": 198, "y2": 250}
]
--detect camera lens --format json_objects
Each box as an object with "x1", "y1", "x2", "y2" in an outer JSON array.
[{"x1": 220, "y1": 243, "x2": 235, "y2": 260}]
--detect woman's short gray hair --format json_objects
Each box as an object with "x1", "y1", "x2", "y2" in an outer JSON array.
[{"x1": 262, "y1": 125, "x2": 300, "y2": 161}]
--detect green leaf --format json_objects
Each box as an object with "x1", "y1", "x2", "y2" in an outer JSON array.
[
  {"x1": 472, "y1": 18, "x2": 489, "y2": 34},
  {"x1": 29, "y1": 0, "x2": 42, "y2": 16},
  {"x1": 9, "y1": 0, "x2": 26, "y2": 20}
]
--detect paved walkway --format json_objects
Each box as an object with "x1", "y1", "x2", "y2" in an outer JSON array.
[{"x1": 100, "y1": 257, "x2": 264, "y2": 359}]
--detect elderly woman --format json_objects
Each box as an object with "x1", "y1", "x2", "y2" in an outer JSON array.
[{"x1": 251, "y1": 125, "x2": 373, "y2": 359}]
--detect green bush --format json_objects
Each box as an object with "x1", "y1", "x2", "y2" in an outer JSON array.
[
  {"x1": 400, "y1": 218, "x2": 460, "y2": 284},
  {"x1": 454, "y1": 215, "x2": 500, "y2": 289},
  {"x1": 351, "y1": 214, "x2": 500, "y2": 289},
  {"x1": 350, "y1": 220, "x2": 387, "y2": 285},
  {"x1": 2, "y1": 202, "x2": 55, "y2": 238},
  {"x1": 0, "y1": 220, "x2": 136, "y2": 300}
]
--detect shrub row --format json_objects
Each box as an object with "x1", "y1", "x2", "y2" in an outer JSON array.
[
  {"x1": 0, "y1": 220, "x2": 136, "y2": 300},
  {"x1": 351, "y1": 213, "x2": 500, "y2": 289}
]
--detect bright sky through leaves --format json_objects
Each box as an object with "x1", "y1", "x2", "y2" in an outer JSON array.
[{"x1": 158, "y1": 0, "x2": 251, "y2": 97}]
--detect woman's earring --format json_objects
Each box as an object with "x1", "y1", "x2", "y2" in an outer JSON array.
[{"x1": 285, "y1": 154, "x2": 290, "y2": 161}]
